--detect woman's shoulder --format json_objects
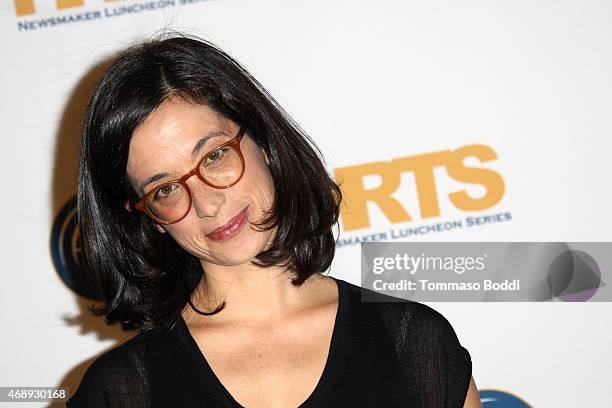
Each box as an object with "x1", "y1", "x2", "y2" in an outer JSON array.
[
  {"x1": 338, "y1": 277, "x2": 471, "y2": 359},
  {"x1": 337, "y1": 277, "x2": 473, "y2": 404},
  {"x1": 340, "y1": 277, "x2": 453, "y2": 319},
  {"x1": 66, "y1": 332, "x2": 151, "y2": 407}
]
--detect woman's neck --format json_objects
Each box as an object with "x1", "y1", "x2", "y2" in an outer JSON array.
[{"x1": 182, "y1": 263, "x2": 326, "y2": 327}]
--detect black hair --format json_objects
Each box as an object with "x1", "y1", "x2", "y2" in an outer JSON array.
[{"x1": 77, "y1": 31, "x2": 343, "y2": 335}]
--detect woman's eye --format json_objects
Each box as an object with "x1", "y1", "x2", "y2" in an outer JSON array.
[
  {"x1": 205, "y1": 147, "x2": 228, "y2": 165},
  {"x1": 154, "y1": 183, "x2": 178, "y2": 199}
]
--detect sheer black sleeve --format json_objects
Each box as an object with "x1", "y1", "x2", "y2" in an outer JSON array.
[
  {"x1": 66, "y1": 335, "x2": 150, "y2": 408},
  {"x1": 379, "y1": 301, "x2": 473, "y2": 408}
]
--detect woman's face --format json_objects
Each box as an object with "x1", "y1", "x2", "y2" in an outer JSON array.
[{"x1": 126, "y1": 98, "x2": 277, "y2": 267}]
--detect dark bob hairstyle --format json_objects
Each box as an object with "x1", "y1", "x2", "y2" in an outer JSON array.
[{"x1": 77, "y1": 32, "x2": 343, "y2": 335}]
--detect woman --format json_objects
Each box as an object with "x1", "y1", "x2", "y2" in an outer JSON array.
[{"x1": 67, "y1": 33, "x2": 481, "y2": 407}]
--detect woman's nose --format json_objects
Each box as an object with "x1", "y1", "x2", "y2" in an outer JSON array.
[{"x1": 187, "y1": 177, "x2": 226, "y2": 218}]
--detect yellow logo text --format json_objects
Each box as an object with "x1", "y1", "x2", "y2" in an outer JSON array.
[
  {"x1": 14, "y1": 0, "x2": 123, "y2": 16},
  {"x1": 334, "y1": 144, "x2": 505, "y2": 231}
]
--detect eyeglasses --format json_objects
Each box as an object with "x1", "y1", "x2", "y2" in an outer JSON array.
[{"x1": 130, "y1": 126, "x2": 247, "y2": 225}]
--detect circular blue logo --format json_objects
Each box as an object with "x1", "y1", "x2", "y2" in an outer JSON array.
[
  {"x1": 50, "y1": 195, "x2": 102, "y2": 301},
  {"x1": 480, "y1": 390, "x2": 531, "y2": 407}
]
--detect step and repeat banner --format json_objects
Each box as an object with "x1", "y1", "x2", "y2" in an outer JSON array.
[{"x1": 1, "y1": 1, "x2": 611, "y2": 406}]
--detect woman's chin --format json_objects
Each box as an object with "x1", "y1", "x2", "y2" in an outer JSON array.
[{"x1": 195, "y1": 234, "x2": 268, "y2": 263}]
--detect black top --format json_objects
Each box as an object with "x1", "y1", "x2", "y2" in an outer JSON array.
[{"x1": 66, "y1": 277, "x2": 472, "y2": 407}]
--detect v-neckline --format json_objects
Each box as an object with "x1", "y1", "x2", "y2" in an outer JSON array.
[{"x1": 176, "y1": 276, "x2": 349, "y2": 408}]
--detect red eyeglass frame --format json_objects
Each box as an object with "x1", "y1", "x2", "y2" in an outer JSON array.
[{"x1": 128, "y1": 126, "x2": 247, "y2": 225}]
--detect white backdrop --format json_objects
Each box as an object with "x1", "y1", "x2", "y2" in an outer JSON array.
[{"x1": 1, "y1": 1, "x2": 611, "y2": 407}]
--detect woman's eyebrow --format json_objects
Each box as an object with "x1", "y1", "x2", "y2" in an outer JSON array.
[
  {"x1": 138, "y1": 130, "x2": 228, "y2": 194},
  {"x1": 191, "y1": 130, "x2": 228, "y2": 160}
]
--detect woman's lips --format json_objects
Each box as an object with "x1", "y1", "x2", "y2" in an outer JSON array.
[{"x1": 206, "y1": 206, "x2": 249, "y2": 241}]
